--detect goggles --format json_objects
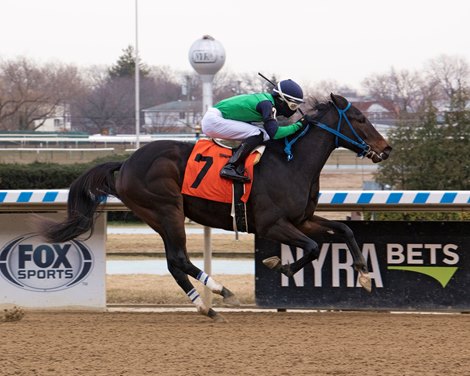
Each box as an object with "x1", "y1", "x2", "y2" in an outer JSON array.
[
  {"x1": 283, "y1": 98, "x2": 302, "y2": 111},
  {"x1": 274, "y1": 83, "x2": 304, "y2": 111}
]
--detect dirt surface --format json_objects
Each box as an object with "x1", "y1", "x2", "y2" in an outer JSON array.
[
  {"x1": 107, "y1": 274, "x2": 255, "y2": 305},
  {"x1": 107, "y1": 232, "x2": 254, "y2": 256},
  {"x1": 2, "y1": 310, "x2": 469, "y2": 376}
]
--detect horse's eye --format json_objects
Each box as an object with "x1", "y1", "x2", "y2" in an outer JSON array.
[
  {"x1": 349, "y1": 108, "x2": 366, "y2": 123},
  {"x1": 351, "y1": 113, "x2": 366, "y2": 123}
]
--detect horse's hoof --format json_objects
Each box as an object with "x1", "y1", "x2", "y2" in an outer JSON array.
[
  {"x1": 207, "y1": 308, "x2": 227, "y2": 323},
  {"x1": 221, "y1": 287, "x2": 240, "y2": 307},
  {"x1": 359, "y1": 272, "x2": 372, "y2": 292},
  {"x1": 263, "y1": 256, "x2": 281, "y2": 270},
  {"x1": 263, "y1": 257, "x2": 294, "y2": 277}
]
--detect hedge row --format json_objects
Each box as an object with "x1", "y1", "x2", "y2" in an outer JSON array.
[
  {"x1": 0, "y1": 162, "x2": 90, "y2": 189},
  {"x1": 0, "y1": 154, "x2": 140, "y2": 222},
  {"x1": 0, "y1": 153, "x2": 131, "y2": 189}
]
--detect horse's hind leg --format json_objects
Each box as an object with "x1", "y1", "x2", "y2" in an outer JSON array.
[
  {"x1": 166, "y1": 260, "x2": 226, "y2": 322},
  {"x1": 162, "y1": 231, "x2": 241, "y2": 308},
  {"x1": 159, "y1": 214, "x2": 240, "y2": 307},
  {"x1": 166, "y1": 229, "x2": 240, "y2": 306},
  {"x1": 168, "y1": 257, "x2": 240, "y2": 308},
  {"x1": 131, "y1": 205, "x2": 239, "y2": 320},
  {"x1": 192, "y1": 270, "x2": 241, "y2": 307},
  {"x1": 118, "y1": 203, "x2": 217, "y2": 321}
]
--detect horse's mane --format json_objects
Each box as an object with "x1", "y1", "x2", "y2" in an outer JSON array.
[{"x1": 305, "y1": 97, "x2": 331, "y2": 118}]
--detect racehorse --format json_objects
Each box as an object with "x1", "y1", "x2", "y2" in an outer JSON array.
[{"x1": 38, "y1": 93, "x2": 391, "y2": 322}]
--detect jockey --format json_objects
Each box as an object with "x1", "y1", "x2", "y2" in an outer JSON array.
[{"x1": 201, "y1": 79, "x2": 309, "y2": 183}]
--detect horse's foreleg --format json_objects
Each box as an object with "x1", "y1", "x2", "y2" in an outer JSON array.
[
  {"x1": 301, "y1": 216, "x2": 372, "y2": 292},
  {"x1": 261, "y1": 219, "x2": 320, "y2": 277}
]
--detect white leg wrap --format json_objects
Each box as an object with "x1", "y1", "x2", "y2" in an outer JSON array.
[
  {"x1": 197, "y1": 271, "x2": 223, "y2": 293},
  {"x1": 187, "y1": 288, "x2": 205, "y2": 311}
]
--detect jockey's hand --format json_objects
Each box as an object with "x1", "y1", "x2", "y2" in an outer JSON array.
[{"x1": 299, "y1": 115, "x2": 314, "y2": 126}]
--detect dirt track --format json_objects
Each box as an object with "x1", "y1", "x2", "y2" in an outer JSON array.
[
  {"x1": 2, "y1": 310, "x2": 469, "y2": 376},
  {"x1": 6, "y1": 169, "x2": 469, "y2": 375}
]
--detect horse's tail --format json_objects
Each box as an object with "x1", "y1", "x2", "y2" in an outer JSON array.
[{"x1": 38, "y1": 161, "x2": 123, "y2": 243}]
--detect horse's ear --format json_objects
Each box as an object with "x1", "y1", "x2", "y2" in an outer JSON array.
[{"x1": 330, "y1": 93, "x2": 349, "y2": 109}]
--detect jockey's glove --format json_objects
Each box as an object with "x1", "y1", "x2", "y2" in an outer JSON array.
[{"x1": 299, "y1": 115, "x2": 314, "y2": 126}]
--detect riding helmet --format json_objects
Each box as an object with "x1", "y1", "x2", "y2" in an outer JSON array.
[{"x1": 272, "y1": 79, "x2": 304, "y2": 109}]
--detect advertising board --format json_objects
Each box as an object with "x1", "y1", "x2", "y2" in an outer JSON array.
[
  {"x1": 0, "y1": 213, "x2": 106, "y2": 310},
  {"x1": 255, "y1": 221, "x2": 470, "y2": 311}
]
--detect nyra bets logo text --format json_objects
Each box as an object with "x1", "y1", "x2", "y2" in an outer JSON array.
[{"x1": 0, "y1": 234, "x2": 93, "y2": 291}]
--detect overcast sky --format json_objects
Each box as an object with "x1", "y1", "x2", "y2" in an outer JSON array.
[{"x1": 1, "y1": 0, "x2": 469, "y2": 90}]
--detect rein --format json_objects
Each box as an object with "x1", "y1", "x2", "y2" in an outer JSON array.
[
  {"x1": 283, "y1": 100, "x2": 370, "y2": 161},
  {"x1": 284, "y1": 124, "x2": 310, "y2": 161}
]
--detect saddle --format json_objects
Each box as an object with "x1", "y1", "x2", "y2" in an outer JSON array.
[{"x1": 181, "y1": 139, "x2": 264, "y2": 232}]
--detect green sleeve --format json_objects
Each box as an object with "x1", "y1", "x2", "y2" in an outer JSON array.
[{"x1": 272, "y1": 121, "x2": 303, "y2": 140}]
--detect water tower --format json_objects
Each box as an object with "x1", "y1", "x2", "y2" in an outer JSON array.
[{"x1": 188, "y1": 35, "x2": 226, "y2": 113}]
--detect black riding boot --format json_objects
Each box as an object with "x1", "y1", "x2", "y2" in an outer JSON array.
[{"x1": 220, "y1": 134, "x2": 263, "y2": 183}]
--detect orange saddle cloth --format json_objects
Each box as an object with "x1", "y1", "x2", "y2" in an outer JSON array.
[{"x1": 181, "y1": 139, "x2": 260, "y2": 204}]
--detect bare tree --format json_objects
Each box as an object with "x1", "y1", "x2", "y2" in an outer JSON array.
[
  {"x1": 147, "y1": 66, "x2": 181, "y2": 105},
  {"x1": 362, "y1": 68, "x2": 426, "y2": 114},
  {"x1": 72, "y1": 76, "x2": 135, "y2": 134},
  {"x1": 426, "y1": 54, "x2": 470, "y2": 110},
  {"x1": 305, "y1": 79, "x2": 357, "y2": 101},
  {"x1": 72, "y1": 62, "x2": 182, "y2": 134},
  {"x1": 0, "y1": 57, "x2": 84, "y2": 131}
]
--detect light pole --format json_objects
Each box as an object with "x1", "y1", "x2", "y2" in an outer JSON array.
[{"x1": 134, "y1": 0, "x2": 140, "y2": 149}]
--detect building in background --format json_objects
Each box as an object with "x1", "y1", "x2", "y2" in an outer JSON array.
[
  {"x1": 142, "y1": 100, "x2": 202, "y2": 133},
  {"x1": 352, "y1": 100, "x2": 399, "y2": 126},
  {"x1": 34, "y1": 104, "x2": 71, "y2": 132},
  {"x1": 352, "y1": 99, "x2": 399, "y2": 137}
]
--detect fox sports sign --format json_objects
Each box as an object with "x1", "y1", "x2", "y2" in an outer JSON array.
[{"x1": 0, "y1": 234, "x2": 93, "y2": 292}]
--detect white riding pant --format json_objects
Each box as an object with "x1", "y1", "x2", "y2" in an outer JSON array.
[{"x1": 201, "y1": 108, "x2": 270, "y2": 142}]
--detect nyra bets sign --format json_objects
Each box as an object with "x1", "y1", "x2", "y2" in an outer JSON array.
[
  {"x1": 0, "y1": 213, "x2": 106, "y2": 310},
  {"x1": 255, "y1": 221, "x2": 470, "y2": 311}
]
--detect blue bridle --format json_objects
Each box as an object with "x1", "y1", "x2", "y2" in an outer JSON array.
[{"x1": 284, "y1": 100, "x2": 370, "y2": 161}]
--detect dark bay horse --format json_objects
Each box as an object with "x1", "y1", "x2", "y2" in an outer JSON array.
[{"x1": 39, "y1": 94, "x2": 391, "y2": 322}]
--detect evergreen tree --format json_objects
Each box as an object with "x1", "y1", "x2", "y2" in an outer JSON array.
[
  {"x1": 376, "y1": 99, "x2": 470, "y2": 190},
  {"x1": 108, "y1": 45, "x2": 149, "y2": 79}
]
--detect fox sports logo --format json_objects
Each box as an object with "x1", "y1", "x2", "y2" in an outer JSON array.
[{"x1": 0, "y1": 234, "x2": 93, "y2": 292}]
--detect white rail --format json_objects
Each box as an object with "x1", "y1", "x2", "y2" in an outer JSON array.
[{"x1": 0, "y1": 189, "x2": 468, "y2": 212}]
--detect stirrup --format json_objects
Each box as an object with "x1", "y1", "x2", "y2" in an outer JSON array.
[{"x1": 220, "y1": 166, "x2": 250, "y2": 183}]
